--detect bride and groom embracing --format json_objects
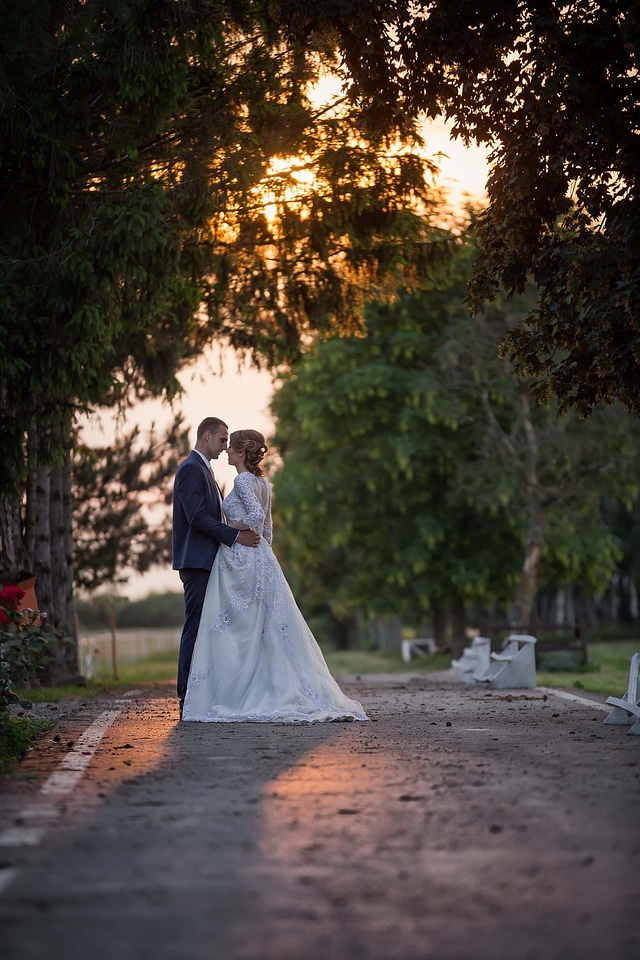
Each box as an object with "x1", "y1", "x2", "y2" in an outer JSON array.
[{"x1": 172, "y1": 417, "x2": 367, "y2": 724}]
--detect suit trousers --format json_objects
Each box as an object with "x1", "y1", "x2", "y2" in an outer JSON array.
[{"x1": 177, "y1": 568, "x2": 211, "y2": 701}]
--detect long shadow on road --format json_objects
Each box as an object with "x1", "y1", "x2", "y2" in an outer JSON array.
[
  {"x1": 1, "y1": 680, "x2": 639, "y2": 960},
  {"x1": 1, "y1": 694, "x2": 363, "y2": 960}
]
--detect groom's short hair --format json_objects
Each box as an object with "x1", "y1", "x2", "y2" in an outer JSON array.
[{"x1": 197, "y1": 417, "x2": 227, "y2": 439}]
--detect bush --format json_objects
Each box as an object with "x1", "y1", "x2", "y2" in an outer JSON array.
[
  {"x1": 0, "y1": 713, "x2": 49, "y2": 772},
  {"x1": 0, "y1": 585, "x2": 71, "y2": 713}
]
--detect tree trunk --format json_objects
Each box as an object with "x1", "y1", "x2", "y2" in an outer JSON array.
[
  {"x1": 555, "y1": 586, "x2": 566, "y2": 627},
  {"x1": 50, "y1": 463, "x2": 65, "y2": 626},
  {"x1": 450, "y1": 596, "x2": 467, "y2": 659},
  {"x1": 50, "y1": 418, "x2": 80, "y2": 679},
  {"x1": 513, "y1": 500, "x2": 545, "y2": 626},
  {"x1": 376, "y1": 614, "x2": 402, "y2": 653},
  {"x1": 566, "y1": 584, "x2": 575, "y2": 626},
  {"x1": 24, "y1": 427, "x2": 38, "y2": 565},
  {"x1": 512, "y1": 390, "x2": 545, "y2": 627},
  {"x1": 33, "y1": 466, "x2": 53, "y2": 616},
  {"x1": 0, "y1": 496, "x2": 24, "y2": 574},
  {"x1": 431, "y1": 600, "x2": 448, "y2": 649},
  {"x1": 49, "y1": 451, "x2": 79, "y2": 680},
  {"x1": 629, "y1": 577, "x2": 639, "y2": 621},
  {"x1": 342, "y1": 612, "x2": 369, "y2": 649},
  {"x1": 609, "y1": 575, "x2": 621, "y2": 622},
  {"x1": 354, "y1": 610, "x2": 376, "y2": 649}
]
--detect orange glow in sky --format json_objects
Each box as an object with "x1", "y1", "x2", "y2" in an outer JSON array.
[{"x1": 80, "y1": 97, "x2": 489, "y2": 598}]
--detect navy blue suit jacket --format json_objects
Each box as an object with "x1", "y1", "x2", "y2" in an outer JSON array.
[{"x1": 172, "y1": 451, "x2": 238, "y2": 571}]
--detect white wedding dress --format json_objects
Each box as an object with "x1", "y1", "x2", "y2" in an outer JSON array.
[{"x1": 182, "y1": 472, "x2": 367, "y2": 723}]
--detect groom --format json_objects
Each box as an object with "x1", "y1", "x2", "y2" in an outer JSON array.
[{"x1": 172, "y1": 416, "x2": 260, "y2": 716}]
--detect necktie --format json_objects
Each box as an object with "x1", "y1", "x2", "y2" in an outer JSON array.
[{"x1": 210, "y1": 468, "x2": 224, "y2": 517}]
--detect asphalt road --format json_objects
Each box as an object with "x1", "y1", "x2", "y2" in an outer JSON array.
[{"x1": 0, "y1": 674, "x2": 638, "y2": 960}]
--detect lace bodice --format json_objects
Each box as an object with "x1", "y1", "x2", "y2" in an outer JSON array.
[{"x1": 223, "y1": 472, "x2": 273, "y2": 544}]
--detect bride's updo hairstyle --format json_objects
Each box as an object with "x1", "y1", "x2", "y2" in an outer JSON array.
[{"x1": 230, "y1": 429, "x2": 268, "y2": 477}]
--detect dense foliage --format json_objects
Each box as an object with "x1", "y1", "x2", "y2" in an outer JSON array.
[
  {"x1": 4, "y1": 1, "x2": 639, "y2": 675},
  {"x1": 0, "y1": 1, "x2": 446, "y2": 675},
  {"x1": 0, "y1": 0, "x2": 442, "y2": 496},
  {"x1": 0, "y1": 585, "x2": 68, "y2": 713},
  {"x1": 284, "y1": 0, "x2": 640, "y2": 414},
  {"x1": 271, "y1": 242, "x2": 638, "y2": 641}
]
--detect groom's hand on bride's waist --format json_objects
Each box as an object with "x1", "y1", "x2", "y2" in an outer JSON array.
[{"x1": 235, "y1": 529, "x2": 261, "y2": 547}]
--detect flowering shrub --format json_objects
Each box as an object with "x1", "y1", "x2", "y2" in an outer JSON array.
[
  {"x1": 0, "y1": 585, "x2": 69, "y2": 713},
  {"x1": 0, "y1": 585, "x2": 26, "y2": 605}
]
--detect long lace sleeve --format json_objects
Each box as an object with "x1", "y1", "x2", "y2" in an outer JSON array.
[
  {"x1": 233, "y1": 473, "x2": 268, "y2": 537},
  {"x1": 262, "y1": 489, "x2": 273, "y2": 546}
]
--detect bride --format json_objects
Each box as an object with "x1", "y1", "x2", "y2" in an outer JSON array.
[{"x1": 182, "y1": 429, "x2": 367, "y2": 723}]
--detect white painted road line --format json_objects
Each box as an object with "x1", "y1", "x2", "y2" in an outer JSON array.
[
  {"x1": 0, "y1": 827, "x2": 46, "y2": 847},
  {"x1": 537, "y1": 687, "x2": 611, "y2": 712},
  {"x1": 18, "y1": 805, "x2": 60, "y2": 820},
  {"x1": 0, "y1": 708, "x2": 123, "y2": 854},
  {"x1": 0, "y1": 700, "x2": 137, "y2": 894},
  {"x1": 0, "y1": 869, "x2": 18, "y2": 894},
  {"x1": 40, "y1": 708, "x2": 122, "y2": 797}
]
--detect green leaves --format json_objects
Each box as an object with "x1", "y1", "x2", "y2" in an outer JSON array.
[
  {"x1": 271, "y1": 236, "x2": 639, "y2": 625},
  {"x1": 0, "y1": 606, "x2": 69, "y2": 714},
  {"x1": 1, "y1": 0, "x2": 449, "y2": 497},
  {"x1": 290, "y1": 1, "x2": 640, "y2": 415},
  {"x1": 272, "y1": 248, "x2": 511, "y2": 620}
]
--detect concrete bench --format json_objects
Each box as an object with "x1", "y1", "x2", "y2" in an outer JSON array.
[
  {"x1": 451, "y1": 637, "x2": 491, "y2": 684},
  {"x1": 401, "y1": 638, "x2": 436, "y2": 663},
  {"x1": 473, "y1": 634, "x2": 537, "y2": 689},
  {"x1": 604, "y1": 652, "x2": 640, "y2": 735}
]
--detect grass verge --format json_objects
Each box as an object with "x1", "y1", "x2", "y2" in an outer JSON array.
[
  {"x1": 536, "y1": 640, "x2": 638, "y2": 697},
  {"x1": 4, "y1": 639, "x2": 636, "y2": 772},
  {"x1": 14, "y1": 650, "x2": 183, "y2": 703},
  {"x1": 323, "y1": 649, "x2": 451, "y2": 675},
  {"x1": 13, "y1": 640, "x2": 640, "y2": 704}
]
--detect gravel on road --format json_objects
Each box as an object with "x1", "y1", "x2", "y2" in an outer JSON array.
[{"x1": 0, "y1": 673, "x2": 638, "y2": 960}]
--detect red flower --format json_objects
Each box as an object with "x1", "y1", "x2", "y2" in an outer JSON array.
[
  {"x1": 0, "y1": 608, "x2": 7, "y2": 624},
  {"x1": 0, "y1": 586, "x2": 25, "y2": 602}
]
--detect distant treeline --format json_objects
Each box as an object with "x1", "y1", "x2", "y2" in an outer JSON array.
[{"x1": 76, "y1": 592, "x2": 184, "y2": 631}]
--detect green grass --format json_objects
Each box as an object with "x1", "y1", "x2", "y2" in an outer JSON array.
[
  {"x1": 12, "y1": 639, "x2": 640, "y2": 704},
  {"x1": 95, "y1": 649, "x2": 180, "y2": 685},
  {"x1": 14, "y1": 649, "x2": 180, "y2": 703},
  {"x1": 536, "y1": 640, "x2": 639, "y2": 697},
  {"x1": 323, "y1": 648, "x2": 451, "y2": 676},
  {"x1": 319, "y1": 643, "x2": 638, "y2": 697},
  {"x1": 324, "y1": 641, "x2": 639, "y2": 697}
]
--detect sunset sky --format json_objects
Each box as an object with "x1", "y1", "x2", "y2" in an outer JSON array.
[{"x1": 81, "y1": 119, "x2": 489, "y2": 599}]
